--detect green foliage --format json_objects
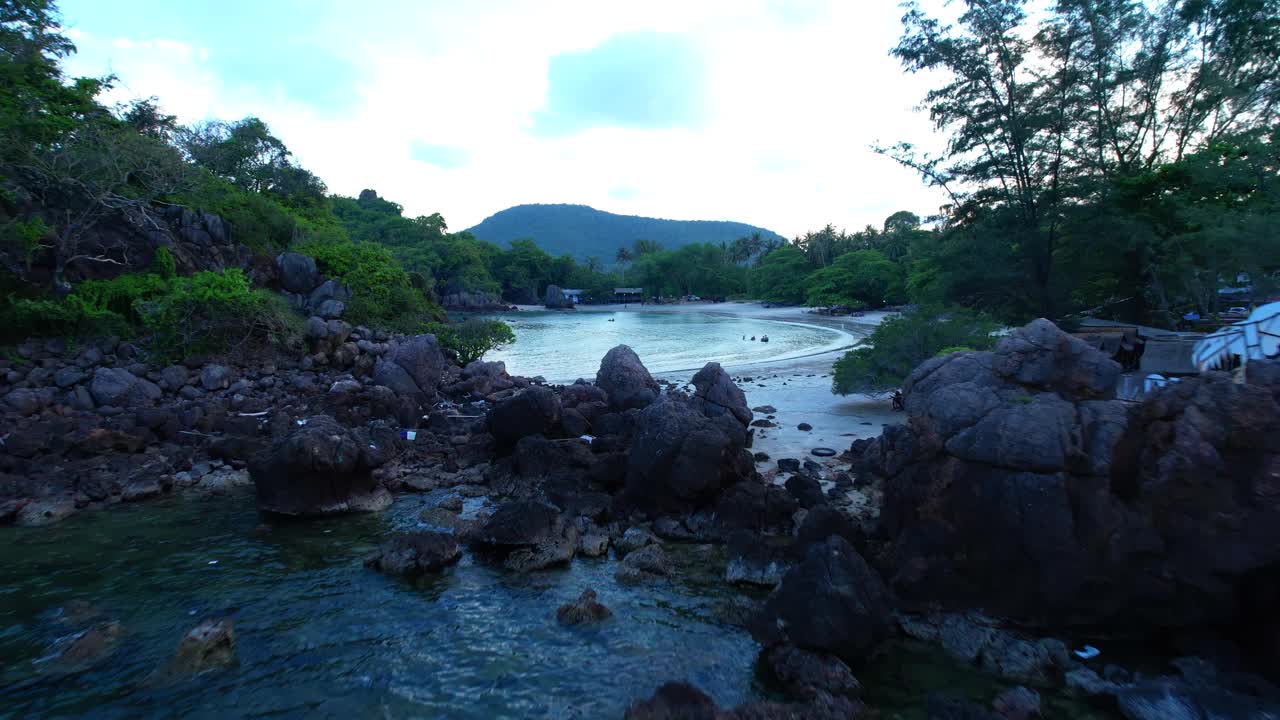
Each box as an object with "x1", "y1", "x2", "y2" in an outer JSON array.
[
  {"x1": 934, "y1": 345, "x2": 974, "y2": 356},
  {"x1": 427, "y1": 318, "x2": 515, "y2": 365},
  {"x1": 748, "y1": 244, "x2": 810, "y2": 304},
  {"x1": 294, "y1": 237, "x2": 444, "y2": 330},
  {"x1": 0, "y1": 266, "x2": 300, "y2": 357},
  {"x1": 832, "y1": 308, "x2": 996, "y2": 395},
  {"x1": 151, "y1": 246, "x2": 176, "y2": 278},
  {"x1": 804, "y1": 249, "x2": 904, "y2": 308}
]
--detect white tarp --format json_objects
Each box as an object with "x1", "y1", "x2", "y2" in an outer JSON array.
[{"x1": 1192, "y1": 301, "x2": 1280, "y2": 371}]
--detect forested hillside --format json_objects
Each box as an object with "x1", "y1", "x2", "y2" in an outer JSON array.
[{"x1": 465, "y1": 204, "x2": 786, "y2": 263}]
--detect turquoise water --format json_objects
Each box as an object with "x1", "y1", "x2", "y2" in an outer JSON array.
[
  {"x1": 0, "y1": 492, "x2": 762, "y2": 719},
  {"x1": 483, "y1": 310, "x2": 850, "y2": 383}
]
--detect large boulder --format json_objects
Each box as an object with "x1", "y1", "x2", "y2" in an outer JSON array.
[
  {"x1": 88, "y1": 367, "x2": 161, "y2": 407},
  {"x1": 689, "y1": 362, "x2": 752, "y2": 426},
  {"x1": 471, "y1": 500, "x2": 563, "y2": 548},
  {"x1": 751, "y1": 536, "x2": 893, "y2": 664},
  {"x1": 488, "y1": 386, "x2": 562, "y2": 448},
  {"x1": 276, "y1": 252, "x2": 319, "y2": 293},
  {"x1": 543, "y1": 284, "x2": 574, "y2": 309},
  {"x1": 625, "y1": 396, "x2": 755, "y2": 514},
  {"x1": 248, "y1": 415, "x2": 393, "y2": 515},
  {"x1": 861, "y1": 318, "x2": 1280, "y2": 634},
  {"x1": 596, "y1": 345, "x2": 660, "y2": 411},
  {"x1": 389, "y1": 334, "x2": 446, "y2": 395}
]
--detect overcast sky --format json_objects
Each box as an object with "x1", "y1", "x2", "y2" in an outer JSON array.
[{"x1": 58, "y1": 0, "x2": 951, "y2": 238}]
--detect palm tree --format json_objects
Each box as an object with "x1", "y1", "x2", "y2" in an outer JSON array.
[{"x1": 615, "y1": 247, "x2": 633, "y2": 265}]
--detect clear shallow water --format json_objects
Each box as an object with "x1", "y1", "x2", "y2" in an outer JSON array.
[
  {"x1": 483, "y1": 310, "x2": 850, "y2": 383},
  {"x1": 0, "y1": 492, "x2": 762, "y2": 719}
]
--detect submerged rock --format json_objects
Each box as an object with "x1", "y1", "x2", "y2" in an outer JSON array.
[
  {"x1": 557, "y1": 589, "x2": 612, "y2": 625},
  {"x1": 616, "y1": 544, "x2": 671, "y2": 584},
  {"x1": 365, "y1": 531, "x2": 462, "y2": 575},
  {"x1": 169, "y1": 618, "x2": 236, "y2": 675}
]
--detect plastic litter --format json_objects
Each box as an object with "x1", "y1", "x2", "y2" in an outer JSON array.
[
  {"x1": 295, "y1": 419, "x2": 308, "y2": 426},
  {"x1": 207, "y1": 560, "x2": 219, "y2": 565},
  {"x1": 1074, "y1": 645, "x2": 1101, "y2": 660},
  {"x1": 402, "y1": 430, "x2": 417, "y2": 441},
  {"x1": 579, "y1": 435, "x2": 595, "y2": 445}
]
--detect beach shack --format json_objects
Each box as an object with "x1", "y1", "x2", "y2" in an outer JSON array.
[
  {"x1": 560, "y1": 288, "x2": 585, "y2": 305},
  {"x1": 614, "y1": 287, "x2": 644, "y2": 304}
]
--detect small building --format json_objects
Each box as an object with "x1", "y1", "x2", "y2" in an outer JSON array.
[
  {"x1": 614, "y1": 287, "x2": 643, "y2": 304},
  {"x1": 561, "y1": 288, "x2": 585, "y2": 305},
  {"x1": 1072, "y1": 326, "x2": 1144, "y2": 369},
  {"x1": 1139, "y1": 335, "x2": 1201, "y2": 376}
]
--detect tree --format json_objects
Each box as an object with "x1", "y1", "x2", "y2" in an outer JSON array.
[
  {"x1": 748, "y1": 244, "x2": 810, "y2": 304},
  {"x1": 832, "y1": 308, "x2": 996, "y2": 395},
  {"x1": 804, "y1": 249, "x2": 904, "y2": 308},
  {"x1": 10, "y1": 120, "x2": 193, "y2": 292}
]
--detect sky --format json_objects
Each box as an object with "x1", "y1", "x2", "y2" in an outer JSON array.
[{"x1": 57, "y1": 0, "x2": 951, "y2": 238}]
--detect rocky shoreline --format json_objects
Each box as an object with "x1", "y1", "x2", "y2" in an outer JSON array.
[{"x1": 3, "y1": 314, "x2": 1279, "y2": 718}]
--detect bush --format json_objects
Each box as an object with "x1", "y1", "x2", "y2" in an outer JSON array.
[
  {"x1": 139, "y1": 269, "x2": 302, "y2": 360},
  {"x1": 427, "y1": 318, "x2": 515, "y2": 365},
  {"x1": 1, "y1": 268, "x2": 303, "y2": 358},
  {"x1": 832, "y1": 307, "x2": 996, "y2": 395},
  {"x1": 294, "y1": 238, "x2": 444, "y2": 330}
]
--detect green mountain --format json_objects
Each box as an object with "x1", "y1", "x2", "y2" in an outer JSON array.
[{"x1": 464, "y1": 204, "x2": 787, "y2": 262}]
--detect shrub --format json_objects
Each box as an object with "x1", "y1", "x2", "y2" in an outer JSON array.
[
  {"x1": 294, "y1": 238, "x2": 444, "y2": 330},
  {"x1": 832, "y1": 307, "x2": 996, "y2": 395},
  {"x1": 427, "y1": 318, "x2": 515, "y2": 365},
  {"x1": 139, "y1": 269, "x2": 302, "y2": 359}
]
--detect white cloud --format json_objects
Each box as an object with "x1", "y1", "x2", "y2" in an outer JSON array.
[{"x1": 60, "y1": 1, "x2": 952, "y2": 238}]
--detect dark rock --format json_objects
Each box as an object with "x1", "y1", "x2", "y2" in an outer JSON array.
[
  {"x1": 797, "y1": 423, "x2": 812, "y2": 431},
  {"x1": 867, "y1": 318, "x2": 1280, "y2": 630},
  {"x1": 796, "y1": 505, "x2": 863, "y2": 549},
  {"x1": 277, "y1": 252, "x2": 319, "y2": 293},
  {"x1": 390, "y1": 334, "x2": 445, "y2": 394},
  {"x1": 992, "y1": 687, "x2": 1040, "y2": 720},
  {"x1": 624, "y1": 682, "x2": 719, "y2": 720},
  {"x1": 89, "y1": 367, "x2": 160, "y2": 407},
  {"x1": 249, "y1": 415, "x2": 392, "y2": 515},
  {"x1": 472, "y1": 500, "x2": 562, "y2": 548},
  {"x1": 626, "y1": 397, "x2": 754, "y2": 514},
  {"x1": 544, "y1": 284, "x2": 575, "y2": 309},
  {"x1": 752, "y1": 405, "x2": 777, "y2": 414},
  {"x1": 170, "y1": 618, "x2": 236, "y2": 674},
  {"x1": 200, "y1": 364, "x2": 232, "y2": 391},
  {"x1": 3, "y1": 388, "x2": 42, "y2": 415},
  {"x1": 725, "y1": 531, "x2": 793, "y2": 587},
  {"x1": 503, "y1": 527, "x2": 577, "y2": 572},
  {"x1": 751, "y1": 419, "x2": 776, "y2": 428},
  {"x1": 713, "y1": 481, "x2": 798, "y2": 535},
  {"x1": 690, "y1": 362, "x2": 752, "y2": 426},
  {"x1": 785, "y1": 474, "x2": 826, "y2": 509},
  {"x1": 765, "y1": 644, "x2": 862, "y2": 700},
  {"x1": 557, "y1": 589, "x2": 612, "y2": 625},
  {"x1": 372, "y1": 359, "x2": 422, "y2": 397},
  {"x1": 489, "y1": 386, "x2": 562, "y2": 448},
  {"x1": 53, "y1": 366, "x2": 86, "y2": 388},
  {"x1": 616, "y1": 543, "x2": 671, "y2": 583},
  {"x1": 751, "y1": 536, "x2": 893, "y2": 663},
  {"x1": 776, "y1": 458, "x2": 800, "y2": 473},
  {"x1": 364, "y1": 531, "x2": 461, "y2": 575},
  {"x1": 596, "y1": 345, "x2": 660, "y2": 411},
  {"x1": 616, "y1": 527, "x2": 660, "y2": 555}
]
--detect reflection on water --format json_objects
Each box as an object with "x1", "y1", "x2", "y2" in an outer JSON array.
[
  {"x1": 0, "y1": 493, "x2": 761, "y2": 719},
  {"x1": 483, "y1": 310, "x2": 848, "y2": 383}
]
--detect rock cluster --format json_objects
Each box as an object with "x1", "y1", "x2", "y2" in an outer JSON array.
[{"x1": 854, "y1": 318, "x2": 1280, "y2": 637}]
